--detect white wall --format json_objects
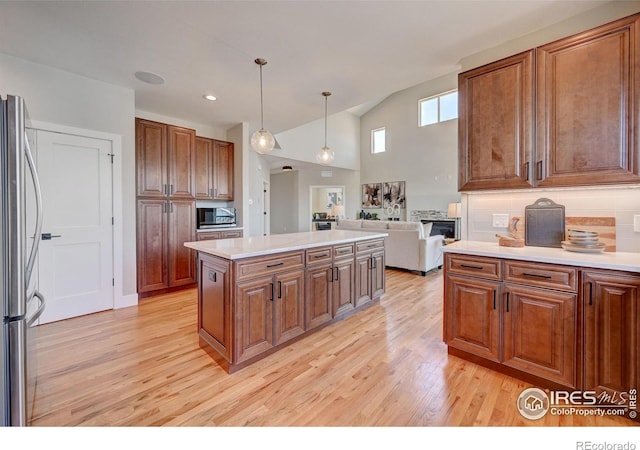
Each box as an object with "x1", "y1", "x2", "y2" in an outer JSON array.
[
  {"x1": 359, "y1": 72, "x2": 461, "y2": 217},
  {"x1": 135, "y1": 109, "x2": 227, "y2": 140},
  {"x1": 274, "y1": 111, "x2": 360, "y2": 170},
  {"x1": 270, "y1": 171, "x2": 299, "y2": 234},
  {"x1": 0, "y1": 52, "x2": 138, "y2": 298},
  {"x1": 297, "y1": 168, "x2": 360, "y2": 231}
]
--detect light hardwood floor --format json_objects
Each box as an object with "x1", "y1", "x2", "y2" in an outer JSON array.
[{"x1": 31, "y1": 268, "x2": 636, "y2": 427}]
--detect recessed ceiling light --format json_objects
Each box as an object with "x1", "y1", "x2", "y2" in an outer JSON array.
[
  {"x1": 282, "y1": 165, "x2": 293, "y2": 171},
  {"x1": 134, "y1": 71, "x2": 165, "y2": 85},
  {"x1": 203, "y1": 94, "x2": 217, "y2": 101}
]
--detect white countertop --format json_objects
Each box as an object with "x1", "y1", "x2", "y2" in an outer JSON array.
[
  {"x1": 443, "y1": 240, "x2": 640, "y2": 273},
  {"x1": 184, "y1": 230, "x2": 388, "y2": 260}
]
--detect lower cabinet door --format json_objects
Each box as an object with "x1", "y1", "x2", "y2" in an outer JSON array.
[
  {"x1": 502, "y1": 283, "x2": 576, "y2": 388},
  {"x1": 333, "y1": 259, "x2": 356, "y2": 318},
  {"x1": 371, "y1": 250, "x2": 385, "y2": 299},
  {"x1": 168, "y1": 199, "x2": 196, "y2": 287},
  {"x1": 445, "y1": 275, "x2": 501, "y2": 362},
  {"x1": 583, "y1": 271, "x2": 640, "y2": 395},
  {"x1": 306, "y1": 264, "x2": 333, "y2": 330},
  {"x1": 136, "y1": 199, "x2": 169, "y2": 293},
  {"x1": 235, "y1": 275, "x2": 274, "y2": 363},
  {"x1": 273, "y1": 269, "x2": 305, "y2": 346},
  {"x1": 355, "y1": 253, "x2": 373, "y2": 307}
]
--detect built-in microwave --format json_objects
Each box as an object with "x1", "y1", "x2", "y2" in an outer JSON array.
[{"x1": 196, "y1": 207, "x2": 237, "y2": 229}]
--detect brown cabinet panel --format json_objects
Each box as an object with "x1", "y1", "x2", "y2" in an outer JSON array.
[
  {"x1": 167, "y1": 126, "x2": 196, "y2": 198},
  {"x1": 213, "y1": 140, "x2": 234, "y2": 200},
  {"x1": 333, "y1": 258, "x2": 356, "y2": 318},
  {"x1": 504, "y1": 260, "x2": 577, "y2": 292},
  {"x1": 136, "y1": 119, "x2": 167, "y2": 198},
  {"x1": 136, "y1": 199, "x2": 169, "y2": 293},
  {"x1": 371, "y1": 250, "x2": 385, "y2": 300},
  {"x1": 306, "y1": 246, "x2": 332, "y2": 266},
  {"x1": 445, "y1": 254, "x2": 502, "y2": 280},
  {"x1": 306, "y1": 264, "x2": 333, "y2": 330},
  {"x1": 583, "y1": 271, "x2": 640, "y2": 396},
  {"x1": 536, "y1": 14, "x2": 640, "y2": 187},
  {"x1": 168, "y1": 200, "x2": 196, "y2": 287},
  {"x1": 199, "y1": 256, "x2": 231, "y2": 360},
  {"x1": 235, "y1": 251, "x2": 305, "y2": 281},
  {"x1": 221, "y1": 230, "x2": 242, "y2": 239},
  {"x1": 355, "y1": 253, "x2": 373, "y2": 308},
  {"x1": 195, "y1": 137, "x2": 214, "y2": 199},
  {"x1": 273, "y1": 270, "x2": 305, "y2": 345},
  {"x1": 445, "y1": 274, "x2": 501, "y2": 362},
  {"x1": 502, "y1": 284, "x2": 577, "y2": 387},
  {"x1": 458, "y1": 50, "x2": 534, "y2": 191},
  {"x1": 235, "y1": 276, "x2": 274, "y2": 363}
]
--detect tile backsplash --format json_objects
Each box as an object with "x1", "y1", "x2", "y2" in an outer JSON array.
[{"x1": 461, "y1": 186, "x2": 640, "y2": 253}]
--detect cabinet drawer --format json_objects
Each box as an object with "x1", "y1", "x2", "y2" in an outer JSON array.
[
  {"x1": 197, "y1": 231, "x2": 221, "y2": 241},
  {"x1": 356, "y1": 239, "x2": 385, "y2": 254},
  {"x1": 235, "y1": 251, "x2": 305, "y2": 281},
  {"x1": 221, "y1": 230, "x2": 242, "y2": 238},
  {"x1": 306, "y1": 246, "x2": 332, "y2": 265},
  {"x1": 333, "y1": 243, "x2": 355, "y2": 260},
  {"x1": 504, "y1": 260, "x2": 577, "y2": 292},
  {"x1": 445, "y1": 254, "x2": 502, "y2": 280}
]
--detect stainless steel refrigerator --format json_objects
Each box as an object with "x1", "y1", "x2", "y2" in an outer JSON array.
[{"x1": 1, "y1": 94, "x2": 46, "y2": 426}]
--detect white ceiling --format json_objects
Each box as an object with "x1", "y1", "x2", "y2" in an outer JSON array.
[{"x1": 0, "y1": 1, "x2": 612, "y2": 136}]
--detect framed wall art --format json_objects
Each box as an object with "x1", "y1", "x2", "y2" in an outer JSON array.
[
  {"x1": 361, "y1": 183, "x2": 382, "y2": 208},
  {"x1": 383, "y1": 181, "x2": 406, "y2": 209}
]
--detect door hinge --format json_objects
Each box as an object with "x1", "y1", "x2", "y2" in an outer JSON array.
[
  {"x1": 112, "y1": 278, "x2": 115, "y2": 286},
  {"x1": 107, "y1": 153, "x2": 114, "y2": 164},
  {"x1": 112, "y1": 217, "x2": 114, "y2": 225}
]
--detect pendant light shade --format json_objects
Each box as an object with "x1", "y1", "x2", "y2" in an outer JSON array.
[
  {"x1": 251, "y1": 58, "x2": 275, "y2": 154},
  {"x1": 316, "y1": 92, "x2": 334, "y2": 165}
]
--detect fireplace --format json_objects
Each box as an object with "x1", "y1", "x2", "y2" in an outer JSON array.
[{"x1": 421, "y1": 219, "x2": 460, "y2": 240}]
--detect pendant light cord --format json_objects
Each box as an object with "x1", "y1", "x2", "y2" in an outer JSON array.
[
  {"x1": 259, "y1": 63, "x2": 264, "y2": 130},
  {"x1": 324, "y1": 94, "x2": 328, "y2": 148}
]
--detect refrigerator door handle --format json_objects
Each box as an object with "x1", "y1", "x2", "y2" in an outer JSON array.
[
  {"x1": 27, "y1": 290, "x2": 46, "y2": 327},
  {"x1": 24, "y1": 132, "x2": 43, "y2": 285}
]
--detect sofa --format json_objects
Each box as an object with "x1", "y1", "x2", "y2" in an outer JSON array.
[{"x1": 336, "y1": 219, "x2": 444, "y2": 276}]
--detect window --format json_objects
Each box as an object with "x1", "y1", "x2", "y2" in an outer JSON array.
[
  {"x1": 419, "y1": 90, "x2": 458, "y2": 126},
  {"x1": 371, "y1": 127, "x2": 386, "y2": 154}
]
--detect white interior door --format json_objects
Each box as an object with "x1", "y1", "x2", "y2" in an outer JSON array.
[{"x1": 36, "y1": 130, "x2": 113, "y2": 324}]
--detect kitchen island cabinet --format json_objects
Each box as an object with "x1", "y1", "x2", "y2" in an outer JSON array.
[
  {"x1": 443, "y1": 241, "x2": 640, "y2": 421},
  {"x1": 185, "y1": 230, "x2": 387, "y2": 373}
]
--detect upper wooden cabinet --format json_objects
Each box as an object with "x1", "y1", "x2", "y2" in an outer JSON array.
[
  {"x1": 458, "y1": 12, "x2": 640, "y2": 191},
  {"x1": 195, "y1": 136, "x2": 234, "y2": 201},
  {"x1": 458, "y1": 50, "x2": 534, "y2": 191},
  {"x1": 136, "y1": 118, "x2": 196, "y2": 199}
]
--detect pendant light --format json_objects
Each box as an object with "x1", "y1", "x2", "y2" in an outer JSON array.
[
  {"x1": 251, "y1": 58, "x2": 275, "y2": 154},
  {"x1": 316, "y1": 91, "x2": 334, "y2": 165}
]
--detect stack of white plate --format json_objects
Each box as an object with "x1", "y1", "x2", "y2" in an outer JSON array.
[{"x1": 561, "y1": 230, "x2": 606, "y2": 253}]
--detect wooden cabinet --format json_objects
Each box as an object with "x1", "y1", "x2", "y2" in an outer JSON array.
[
  {"x1": 355, "y1": 239, "x2": 385, "y2": 307},
  {"x1": 502, "y1": 283, "x2": 576, "y2": 387},
  {"x1": 196, "y1": 237, "x2": 384, "y2": 373},
  {"x1": 195, "y1": 136, "x2": 234, "y2": 200},
  {"x1": 445, "y1": 274, "x2": 501, "y2": 362},
  {"x1": 458, "y1": 50, "x2": 534, "y2": 191},
  {"x1": 444, "y1": 253, "x2": 577, "y2": 388},
  {"x1": 136, "y1": 118, "x2": 196, "y2": 198},
  {"x1": 196, "y1": 230, "x2": 243, "y2": 241},
  {"x1": 458, "y1": 12, "x2": 640, "y2": 191},
  {"x1": 536, "y1": 14, "x2": 640, "y2": 187},
  {"x1": 305, "y1": 244, "x2": 356, "y2": 330},
  {"x1": 234, "y1": 252, "x2": 305, "y2": 364},
  {"x1": 582, "y1": 270, "x2": 640, "y2": 397},
  {"x1": 136, "y1": 118, "x2": 197, "y2": 295},
  {"x1": 198, "y1": 254, "x2": 231, "y2": 361}
]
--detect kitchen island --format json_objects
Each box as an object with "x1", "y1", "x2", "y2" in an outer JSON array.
[
  {"x1": 442, "y1": 241, "x2": 639, "y2": 421},
  {"x1": 184, "y1": 230, "x2": 387, "y2": 373}
]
